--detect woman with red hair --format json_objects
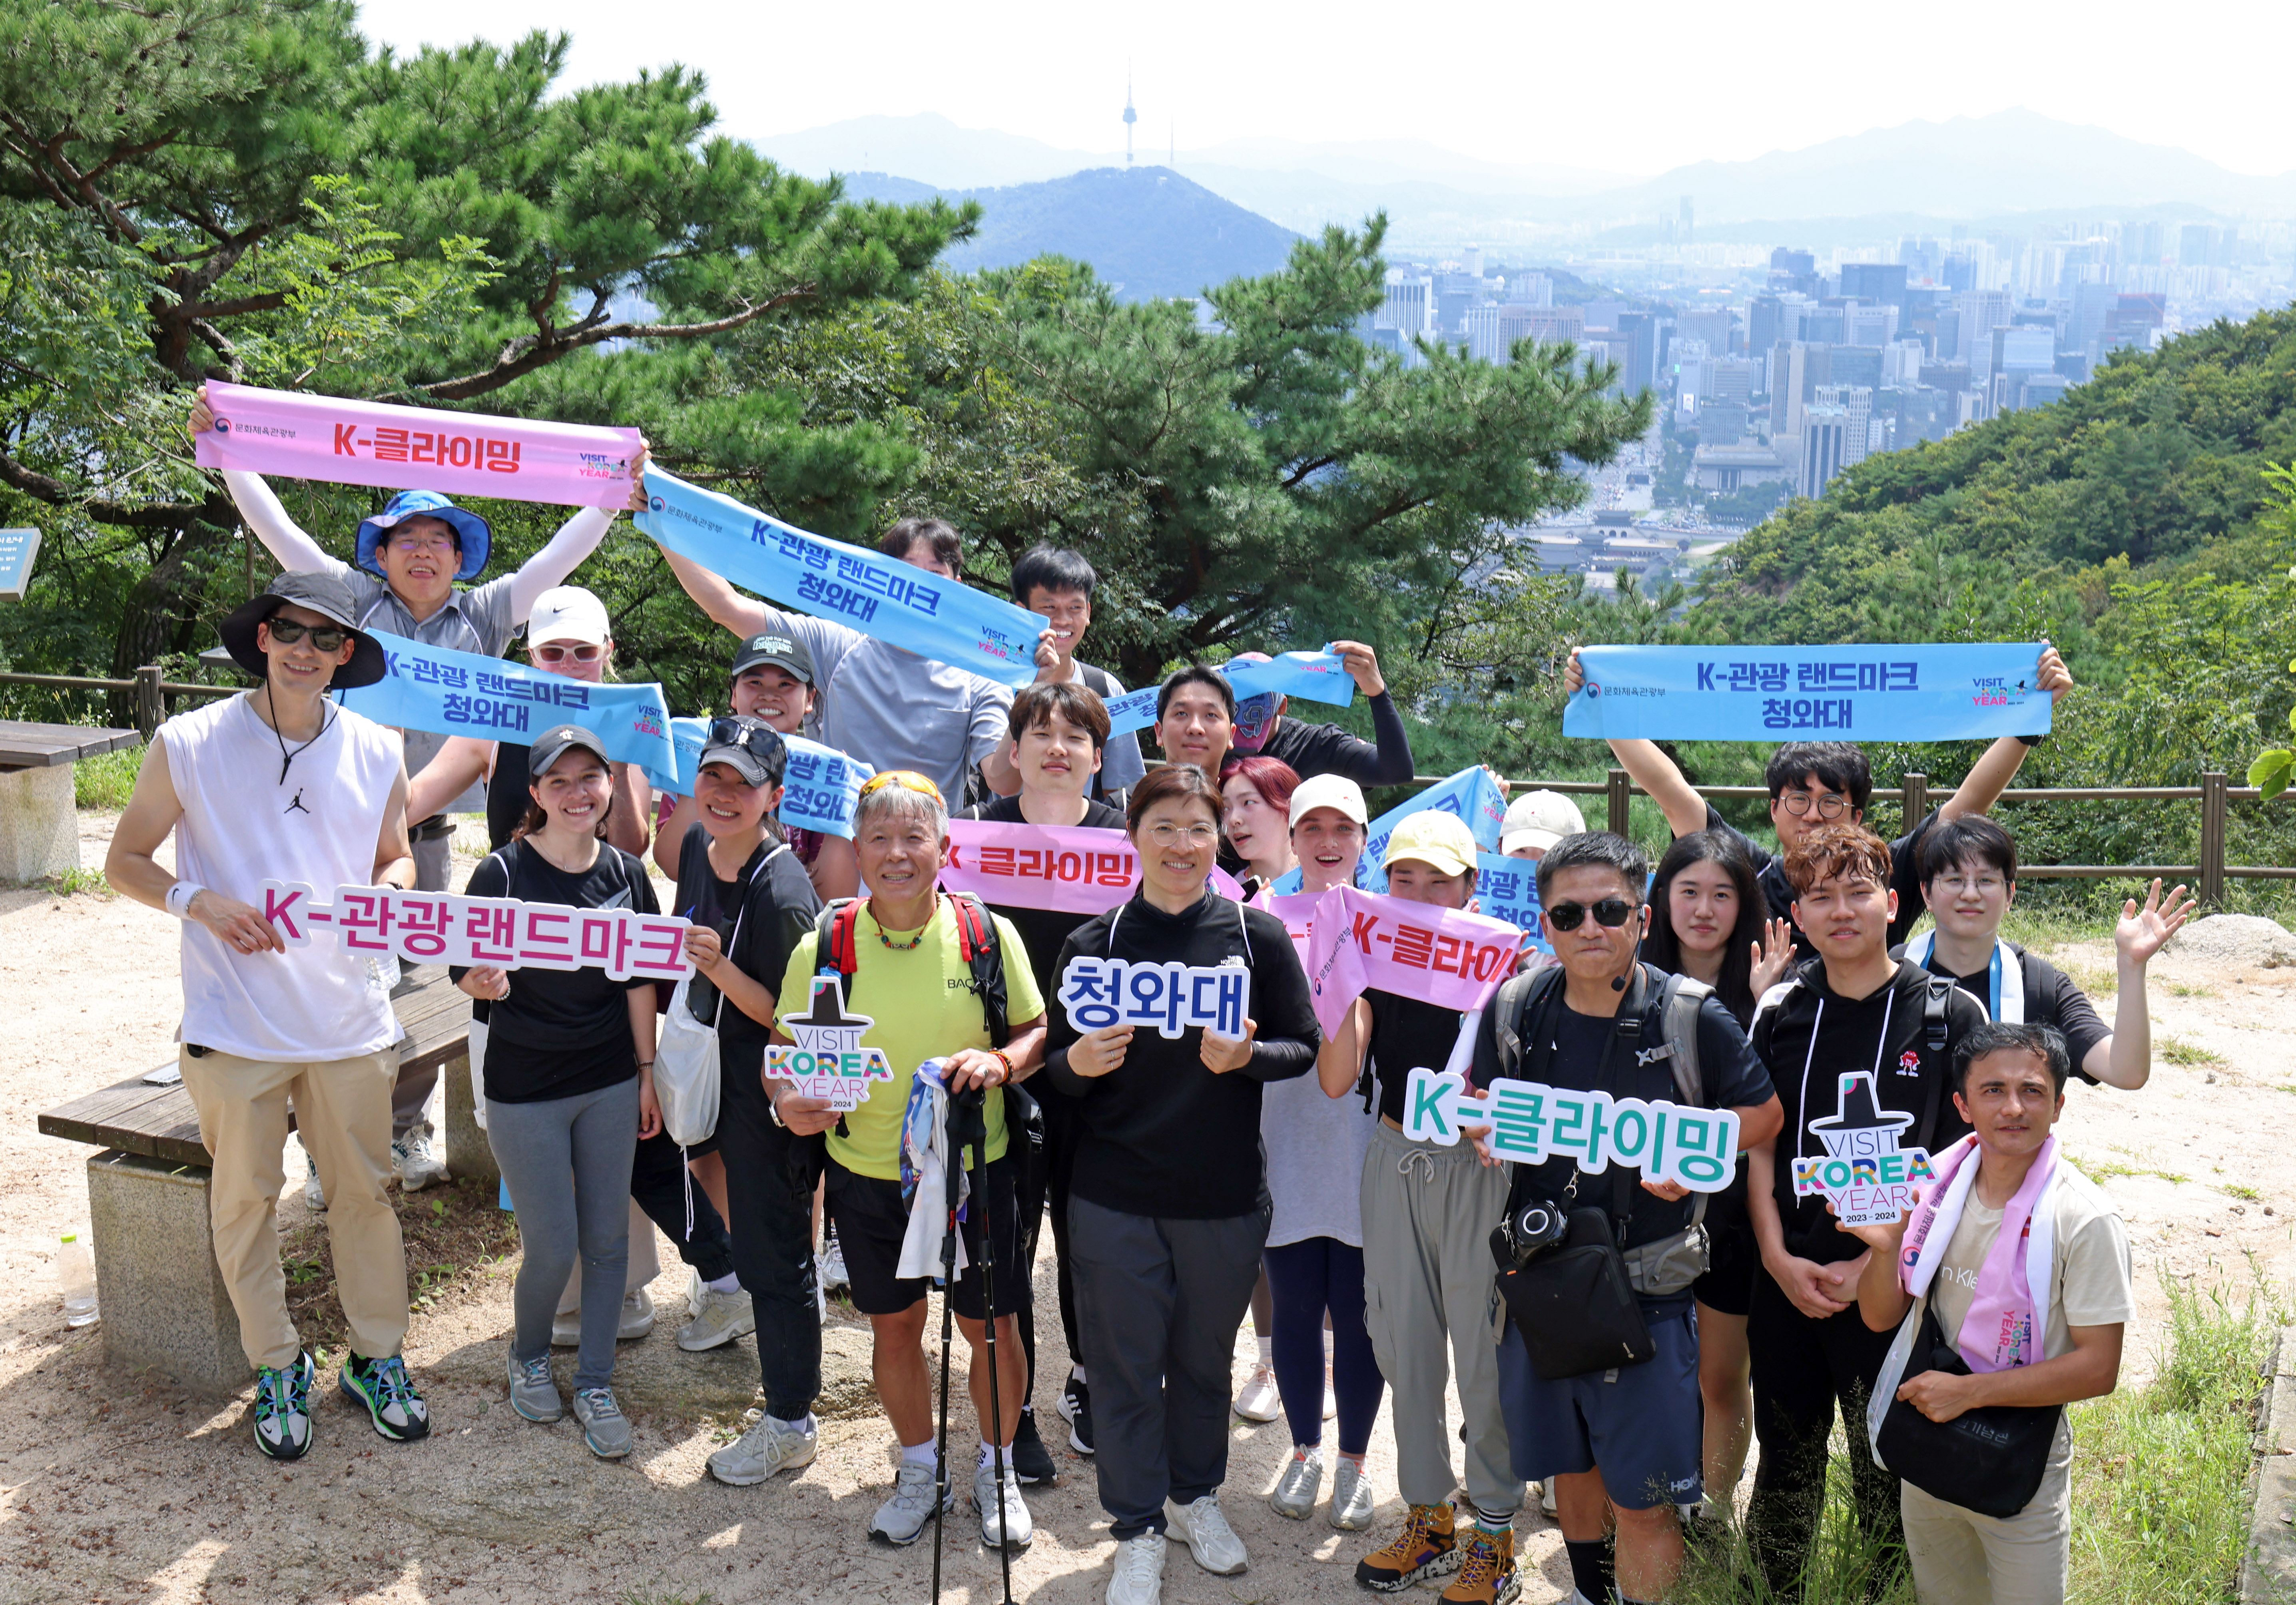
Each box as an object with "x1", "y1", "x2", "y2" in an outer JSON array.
[{"x1": 1220, "y1": 753, "x2": 1300, "y2": 901}]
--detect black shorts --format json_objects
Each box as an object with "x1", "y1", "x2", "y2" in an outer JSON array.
[
  {"x1": 1692, "y1": 1222, "x2": 1758, "y2": 1318},
  {"x1": 825, "y1": 1154, "x2": 1026, "y2": 1321}
]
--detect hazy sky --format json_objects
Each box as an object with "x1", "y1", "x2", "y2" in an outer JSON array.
[{"x1": 362, "y1": 0, "x2": 2296, "y2": 178}]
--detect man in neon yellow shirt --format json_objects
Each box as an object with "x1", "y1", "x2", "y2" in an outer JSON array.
[{"x1": 772, "y1": 771, "x2": 1048, "y2": 1553}]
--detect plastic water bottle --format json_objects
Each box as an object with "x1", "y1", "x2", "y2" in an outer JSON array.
[{"x1": 58, "y1": 1233, "x2": 98, "y2": 1327}]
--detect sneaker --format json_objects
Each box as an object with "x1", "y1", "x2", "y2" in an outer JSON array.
[
  {"x1": 1355, "y1": 1503, "x2": 1461, "y2": 1593},
  {"x1": 1008, "y1": 1408, "x2": 1058, "y2": 1485},
  {"x1": 1331, "y1": 1456, "x2": 1376, "y2": 1530},
  {"x1": 1270, "y1": 1447, "x2": 1324, "y2": 1519},
  {"x1": 552, "y1": 1287, "x2": 657, "y2": 1348},
  {"x1": 391, "y1": 1130, "x2": 448, "y2": 1192},
  {"x1": 303, "y1": 1154, "x2": 327, "y2": 1213},
  {"x1": 1438, "y1": 1525, "x2": 1520, "y2": 1605},
  {"x1": 708, "y1": 1411, "x2": 818, "y2": 1486},
  {"x1": 975, "y1": 1456, "x2": 1034, "y2": 1549},
  {"x1": 1058, "y1": 1373, "x2": 1096, "y2": 1455},
  {"x1": 818, "y1": 1236, "x2": 850, "y2": 1294},
  {"x1": 250, "y1": 1350, "x2": 315, "y2": 1461},
  {"x1": 869, "y1": 1459, "x2": 954, "y2": 1545},
  {"x1": 339, "y1": 1352, "x2": 430, "y2": 1442},
  {"x1": 1163, "y1": 1492, "x2": 1247, "y2": 1575},
  {"x1": 571, "y1": 1386, "x2": 632, "y2": 1459},
  {"x1": 1234, "y1": 1363, "x2": 1280, "y2": 1423},
  {"x1": 1540, "y1": 1480, "x2": 1558, "y2": 1516},
  {"x1": 506, "y1": 1347, "x2": 563, "y2": 1423},
  {"x1": 1107, "y1": 1531, "x2": 1167, "y2": 1605},
  {"x1": 677, "y1": 1286, "x2": 755, "y2": 1352}
]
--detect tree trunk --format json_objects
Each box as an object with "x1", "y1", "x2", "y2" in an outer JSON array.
[{"x1": 107, "y1": 520, "x2": 227, "y2": 724}]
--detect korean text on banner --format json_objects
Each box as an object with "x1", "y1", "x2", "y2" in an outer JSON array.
[
  {"x1": 660, "y1": 717, "x2": 873, "y2": 838},
  {"x1": 261, "y1": 881, "x2": 692, "y2": 981},
  {"x1": 940, "y1": 816, "x2": 1248, "y2": 914},
  {"x1": 1361, "y1": 766, "x2": 1508, "y2": 893},
  {"x1": 337, "y1": 630, "x2": 676, "y2": 780},
  {"x1": 1301, "y1": 884, "x2": 1522, "y2": 1039},
  {"x1": 1474, "y1": 852, "x2": 1552, "y2": 956},
  {"x1": 1100, "y1": 649, "x2": 1357, "y2": 738},
  {"x1": 1563, "y1": 643, "x2": 2054, "y2": 743},
  {"x1": 1403, "y1": 1066, "x2": 1740, "y2": 1190},
  {"x1": 635, "y1": 466, "x2": 1048, "y2": 688},
  {"x1": 192, "y1": 382, "x2": 640, "y2": 510}
]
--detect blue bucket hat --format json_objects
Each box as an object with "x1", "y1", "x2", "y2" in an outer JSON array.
[{"x1": 355, "y1": 490, "x2": 492, "y2": 581}]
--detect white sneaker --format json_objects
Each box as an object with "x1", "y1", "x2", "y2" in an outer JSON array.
[
  {"x1": 303, "y1": 1153, "x2": 327, "y2": 1212},
  {"x1": 1541, "y1": 1479, "x2": 1559, "y2": 1515},
  {"x1": 1269, "y1": 1448, "x2": 1324, "y2": 1519},
  {"x1": 678, "y1": 1286, "x2": 755, "y2": 1351},
  {"x1": 975, "y1": 1456, "x2": 1034, "y2": 1549},
  {"x1": 818, "y1": 1237, "x2": 850, "y2": 1293},
  {"x1": 1234, "y1": 1364, "x2": 1280, "y2": 1423},
  {"x1": 1164, "y1": 1492, "x2": 1247, "y2": 1575},
  {"x1": 707, "y1": 1411, "x2": 818, "y2": 1485},
  {"x1": 869, "y1": 1459, "x2": 954, "y2": 1545},
  {"x1": 551, "y1": 1287, "x2": 656, "y2": 1348},
  {"x1": 1329, "y1": 1456, "x2": 1375, "y2": 1530},
  {"x1": 1107, "y1": 1531, "x2": 1167, "y2": 1605},
  {"x1": 391, "y1": 1130, "x2": 448, "y2": 1191}
]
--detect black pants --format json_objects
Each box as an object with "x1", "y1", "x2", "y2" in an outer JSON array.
[
  {"x1": 629, "y1": 1129, "x2": 734, "y2": 1283},
  {"x1": 1070, "y1": 1194, "x2": 1268, "y2": 1540},
  {"x1": 1006, "y1": 1085, "x2": 1074, "y2": 1403},
  {"x1": 717, "y1": 1060, "x2": 822, "y2": 1423},
  {"x1": 1746, "y1": 1264, "x2": 1906, "y2": 1601}
]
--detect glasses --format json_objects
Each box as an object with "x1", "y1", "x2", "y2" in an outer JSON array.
[
  {"x1": 265, "y1": 618, "x2": 350, "y2": 651},
  {"x1": 1779, "y1": 792, "x2": 1852, "y2": 819},
  {"x1": 532, "y1": 642, "x2": 604, "y2": 665},
  {"x1": 386, "y1": 532, "x2": 458, "y2": 556},
  {"x1": 859, "y1": 769, "x2": 944, "y2": 803},
  {"x1": 1936, "y1": 872, "x2": 2006, "y2": 894},
  {"x1": 1144, "y1": 822, "x2": 1221, "y2": 848},
  {"x1": 1547, "y1": 898, "x2": 1637, "y2": 932}
]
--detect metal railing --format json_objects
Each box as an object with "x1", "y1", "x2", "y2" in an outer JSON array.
[{"x1": 0, "y1": 667, "x2": 239, "y2": 740}]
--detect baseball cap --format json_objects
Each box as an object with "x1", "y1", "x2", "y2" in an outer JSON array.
[
  {"x1": 1381, "y1": 810, "x2": 1479, "y2": 879},
  {"x1": 730, "y1": 631, "x2": 815, "y2": 685},
  {"x1": 526, "y1": 586, "x2": 610, "y2": 647},
  {"x1": 1501, "y1": 790, "x2": 1587, "y2": 856},
  {"x1": 697, "y1": 715, "x2": 788, "y2": 788},
  {"x1": 1288, "y1": 772, "x2": 1368, "y2": 829},
  {"x1": 528, "y1": 723, "x2": 612, "y2": 777}
]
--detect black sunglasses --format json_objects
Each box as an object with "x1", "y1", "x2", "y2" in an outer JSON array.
[
  {"x1": 707, "y1": 716, "x2": 783, "y2": 753},
  {"x1": 1547, "y1": 898, "x2": 1637, "y2": 932},
  {"x1": 265, "y1": 618, "x2": 351, "y2": 652}
]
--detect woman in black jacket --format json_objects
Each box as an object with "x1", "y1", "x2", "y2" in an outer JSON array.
[{"x1": 1042, "y1": 763, "x2": 1321, "y2": 1603}]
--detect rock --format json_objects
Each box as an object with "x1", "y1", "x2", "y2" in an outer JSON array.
[{"x1": 2162, "y1": 914, "x2": 2296, "y2": 970}]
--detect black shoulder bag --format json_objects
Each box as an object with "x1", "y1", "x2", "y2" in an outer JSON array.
[{"x1": 1874, "y1": 1301, "x2": 2063, "y2": 1519}]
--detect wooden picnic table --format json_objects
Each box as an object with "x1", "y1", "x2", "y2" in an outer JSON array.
[{"x1": 0, "y1": 719, "x2": 140, "y2": 881}]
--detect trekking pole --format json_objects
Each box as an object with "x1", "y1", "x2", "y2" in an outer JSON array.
[
  {"x1": 929, "y1": 1085, "x2": 973, "y2": 1601},
  {"x1": 974, "y1": 1100, "x2": 1016, "y2": 1605}
]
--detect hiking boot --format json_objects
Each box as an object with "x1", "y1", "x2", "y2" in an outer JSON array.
[
  {"x1": 1234, "y1": 1362, "x2": 1280, "y2": 1422},
  {"x1": 1331, "y1": 1456, "x2": 1376, "y2": 1530},
  {"x1": 1007, "y1": 1408, "x2": 1058, "y2": 1485},
  {"x1": 506, "y1": 1347, "x2": 563, "y2": 1423},
  {"x1": 572, "y1": 1387, "x2": 632, "y2": 1459},
  {"x1": 1058, "y1": 1372, "x2": 1096, "y2": 1454},
  {"x1": 1164, "y1": 1492, "x2": 1247, "y2": 1575},
  {"x1": 250, "y1": 1351, "x2": 315, "y2": 1461},
  {"x1": 392, "y1": 1130, "x2": 448, "y2": 1192},
  {"x1": 869, "y1": 1459, "x2": 954, "y2": 1545},
  {"x1": 975, "y1": 1456, "x2": 1034, "y2": 1549},
  {"x1": 1438, "y1": 1525, "x2": 1520, "y2": 1605},
  {"x1": 676, "y1": 1286, "x2": 755, "y2": 1352},
  {"x1": 1355, "y1": 1502, "x2": 1460, "y2": 1592},
  {"x1": 339, "y1": 1352, "x2": 429, "y2": 1442},
  {"x1": 1107, "y1": 1531, "x2": 1166, "y2": 1605},
  {"x1": 1270, "y1": 1447, "x2": 1324, "y2": 1519},
  {"x1": 708, "y1": 1412, "x2": 818, "y2": 1486}
]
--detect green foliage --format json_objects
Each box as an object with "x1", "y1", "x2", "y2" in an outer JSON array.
[{"x1": 73, "y1": 745, "x2": 144, "y2": 811}]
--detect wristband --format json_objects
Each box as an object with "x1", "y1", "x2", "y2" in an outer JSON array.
[
  {"x1": 991, "y1": 1048, "x2": 1015, "y2": 1084},
  {"x1": 165, "y1": 882, "x2": 204, "y2": 920},
  {"x1": 2015, "y1": 733, "x2": 2048, "y2": 749}
]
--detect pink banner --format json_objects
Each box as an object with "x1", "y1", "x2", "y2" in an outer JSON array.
[
  {"x1": 1302, "y1": 885, "x2": 1523, "y2": 1038},
  {"x1": 194, "y1": 381, "x2": 642, "y2": 509},
  {"x1": 260, "y1": 880, "x2": 690, "y2": 982},
  {"x1": 940, "y1": 817, "x2": 1245, "y2": 915}
]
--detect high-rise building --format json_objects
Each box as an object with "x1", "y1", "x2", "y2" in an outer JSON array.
[
  {"x1": 1747, "y1": 294, "x2": 1786, "y2": 356},
  {"x1": 1815, "y1": 384, "x2": 1874, "y2": 467},
  {"x1": 1960, "y1": 290, "x2": 2013, "y2": 378},
  {"x1": 1840, "y1": 263, "x2": 1910, "y2": 317},
  {"x1": 1376, "y1": 274, "x2": 1433, "y2": 338},
  {"x1": 1800, "y1": 408, "x2": 1848, "y2": 497},
  {"x1": 1704, "y1": 358, "x2": 1755, "y2": 406},
  {"x1": 1771, "y1": 343, "x2": 1826, "y2": 436},
  {"x1": 1770, "y1": 248, "x2": 1818, "y2": 294},
  {"x1": 1932, "y1": 307, "x2": 1963, "y2": 362},
  {"x1": 1677, "y1": 307, "x2": 1736, "y2": 357},
  {"x1": 1845, "y1": 303, "x2": 1899, "y2": 347},
  {"x1": 1919, "y1": 359, "x2": 1971, "y2": 394},
  {"x1": 1828, "y1": 345, "x2": 1883, "y2": 391},
  {"x1": 1505, "y1": 273, "x2": 1554, "y2": 309}
]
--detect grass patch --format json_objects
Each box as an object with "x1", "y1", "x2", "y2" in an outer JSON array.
[
  {"x1": 2080, "y1": 1157, "x2": 2190, "y2": 1185},
  {"x1": 2170, "y1": 981, "x2": 2216, "y2": 997},
  {"x1": 2221, "y1": 1183, "x2": 2263, "y2": 1203},
  {"x1": 73, "y1": 744, "x2": 143, "y2": 810},
  {"x1": 277, "y1": 1173, "x2": 517, "y2": 1352},
  {"x1": 22, "y1": 865, "x2": 112, "y2": 898},
  {"x1": 2160, "y1": 1038, "x2": 2224, "y2": 1066},
  {"x1": 2001, "y1": 905, "x2": 2116, "y2": 955}
]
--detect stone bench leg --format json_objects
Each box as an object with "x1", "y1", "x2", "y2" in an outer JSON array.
[
  {"x1": 439, "y1": 1050, "x2": 498, "y2": 1189},
  {"x1": 85, "y1": 1149, "x2": 250, "y2": 1395},
  {"x1": 0, "y1": 763, "x2": 76, "y2": 882}
]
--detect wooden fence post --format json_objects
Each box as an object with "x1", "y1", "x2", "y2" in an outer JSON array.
[
  {"x1": 2200, "y1": 770, "x2": 2228, "y2": 906},
  {"x1": 1901, "y1": 772, "x2": 1928, "y2": 832},
  {"x1": 134, "y1": 665, "x2": 163, "y2": 741},
  {"x1": 1608, "y1": 768, "x2": 1632, "y2": 836}
]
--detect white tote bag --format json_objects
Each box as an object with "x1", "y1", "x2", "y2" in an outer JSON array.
[{"x1": 652, "y1": 843, "x2": 786, "y2": 1147}]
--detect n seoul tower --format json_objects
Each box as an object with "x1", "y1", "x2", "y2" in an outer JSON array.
[{"x1": 1124, "y1": 70, "x2": 1137, "y2": 164}]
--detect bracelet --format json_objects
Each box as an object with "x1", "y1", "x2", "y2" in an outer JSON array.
[
  {"x1": 991, "y1": 1048, "x2": 1015, "y2": 1084},
  {"x1": 165, "y1": 882, "x2": 203, "y2": 919},
  {"x1": 636, "y1": 1060, "x2": 655, "y2": 1070}
]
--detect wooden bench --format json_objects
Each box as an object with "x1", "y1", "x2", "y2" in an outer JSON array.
[
  {"x1": 37, "y1": 966, "x2": 488, "y2": 1392},
  {"x1": 0, "y1": 719, "x2": 139, "y2": 881}
]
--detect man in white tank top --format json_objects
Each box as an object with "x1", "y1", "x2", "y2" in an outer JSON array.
[{"x1": 106, "y1": 571, "x2": 432, "y2": 1463}]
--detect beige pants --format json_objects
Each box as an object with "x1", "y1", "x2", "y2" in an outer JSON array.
[
  {"x1": 180, "y1": 1045, "x2": 409, "y2": 1371},
  {"x1": 1899, "y1": 1421, "x2": 2073, "y2": 1605}
]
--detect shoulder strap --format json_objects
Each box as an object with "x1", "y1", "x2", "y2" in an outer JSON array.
[
  {"x1": 1656, "y1": 972, "x2": 1712, "y2": 1109},
  {"x1": 1914, "y1": 973, "x2": 1957, "y2": 1151},
  {"x1": 815, "y1": 898, "x2": 863, "y2": 977},
  {"x1": 948, "y1": 893, "x2": 1009, "y2": 1047},
  {"x1": 1493, "y1": 963, "x2": 1565, "y2": 1082}
]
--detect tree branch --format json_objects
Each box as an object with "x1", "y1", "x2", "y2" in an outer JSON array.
[
  {"x1": 0, "y1": 444, "x2": 232, "y2": 528},
  {"x1": 403, "y1": 287, "x2": 819, "y2": 401}
]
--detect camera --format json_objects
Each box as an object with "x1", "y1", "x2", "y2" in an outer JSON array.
[{"x1": 1490, "y1": 1200, "x2": 1568, "y2": 1271}]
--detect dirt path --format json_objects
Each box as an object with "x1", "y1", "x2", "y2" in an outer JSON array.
[{"x1": 2, "y1": 816, "x2": 2289, "y2": 1604}]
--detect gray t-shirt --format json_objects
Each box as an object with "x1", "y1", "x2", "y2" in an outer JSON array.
[
  {"x1": 1261, "y1": 1068, "x2": 1375, "y2": 1248},
  {"x1": 340, "y1": 571, "x2": 522, "y2": 785},
  {"x1": 753, "y1": 605, "x2": 1013, "y2": 801}
]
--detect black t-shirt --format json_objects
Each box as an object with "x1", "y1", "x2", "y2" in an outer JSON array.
[
  {"x1": 964, "y1": 795, "x2": 1130, "y2": 1006},
  {"x1": 1703, "y1": 801, "x2": 1937, "y2": 959},
  {"x1": 1364, "y1": 989, "x2": 1466, "y2": 1125},
  {"x1": 671, "y1": 823, "x2": 825, "y2": 1070},
  {"x1": 1256, "y1": 690, "x2": 1416, "y2": 787},
  {"x1": 452, "y1": 839, "x2": 659, "y2": 1103},
  {"x1": 1751, "y1": 958, "x2": 1989, "y2": 1264},
  {"x1": 1904, "y1": 940, "x2": 2112, "y2": 1085}
]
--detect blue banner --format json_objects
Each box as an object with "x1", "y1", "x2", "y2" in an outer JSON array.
[
  {"x1": 1103, "y1": 649, "x2": 1356, "y2": 737},
  {"x1": 339, "y1": 631, "x2": 676, "y2": 779},
  {"x1": 1563, "y1": 643, "x2": 2054, "y2": 743},
  {"x1": 1475, "y1": 852, "x2": 1552, "y2": 956},
  {"x1": 636, "y1": 466, "x2": 1048, "y2": 687},
  {"x1": 658, "y1": 716, "x2": 875, "y2": 838},
  {"x1": 1362, "y1": 767, "x2": 1509, "y2": 894}
]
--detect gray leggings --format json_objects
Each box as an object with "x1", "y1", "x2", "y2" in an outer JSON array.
[{"x1": 487, "y1": 1077, "x2": 639, "y2": 1391}]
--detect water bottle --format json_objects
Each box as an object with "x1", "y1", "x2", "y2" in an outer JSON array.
[{"x1": 58, "y1": 1233, "x2": 98, "y2": 1327}]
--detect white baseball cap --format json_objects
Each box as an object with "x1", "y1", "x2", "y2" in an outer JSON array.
[
  {"x1": 526, "y1": 585, "x2": 610, "y2": 647},
  {"x1": 1501, "y1": 789, "x2": 1586, "y2": 856},
  {"x1": 1288, "y1": 772, "x2": 1369, "y2": 828}
]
